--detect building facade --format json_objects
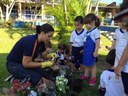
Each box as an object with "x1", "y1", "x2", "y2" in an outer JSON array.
[{"x1": 1, "y1": 0, "x2": 58, "y2": 22}]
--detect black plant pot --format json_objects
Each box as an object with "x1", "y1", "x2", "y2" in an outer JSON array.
[
  {"x1": 44, "y1": 69, "x2": 59, "y2": 81},
  {"x1": 70, "y1": 78, "x2": 84, "y2": 92}
]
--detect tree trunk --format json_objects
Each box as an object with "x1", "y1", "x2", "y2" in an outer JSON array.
[
  {"x1": 63, "y1": 0, "x2": 67, "y2": 25},
  {"x1": 0, "y1": 6, "x2": 4, "y2": 21},
  {"x1": 41, "y1": 4, "x2": 44, "y2": 21},
  {"x1": 6, "y1": 6, "x2": 9, "y2": 21},
  {"x1": 94, "y1": 0, "x2": 101, "y2": 15},
  {"x1": 89, "y1": 4, "x2": 92, "y2": 13},
  {"x1": 86, "y1": 0, "x2": 91, "y2": 15},
  {"x1": 5, "y1": 0, "x2": 15, "y2": 21},
  {"x1": 18, "y1": 2, "x2": 22, "y2": 21}
]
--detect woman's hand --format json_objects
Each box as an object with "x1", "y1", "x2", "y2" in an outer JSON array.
[
  {"x1": 93, "y1": 51, "x2": 98, "y2": 57},
  {"x1": 34, "y1": 56, "x2": 44, "y2": 62},
  {"x1": 41, "y1": 61, "x2": 54, "y2": 68},
  {"x1": 46, "y1": 47, "x2": 52, "y2": 53}
]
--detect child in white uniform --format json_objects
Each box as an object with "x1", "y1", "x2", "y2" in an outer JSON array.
[
  {"x1": 109, "y1": 23, "x2": 128, "y2": 95},
  {"x1": 113, "y1": 28, "x2": 128, "y2": 70},
  {"x1": 113, "y1": 1, "x2": 128, "y2": 95},
  {"x1": 70, "y1": 16, "x2": 87, "y2": 71},
  {"x1": 80, "y1": 13, "x2": 100, "y2": 86},
  {"x1": 99, "y1": 49, "x2": 126, "y2": 96},
  {"x1": 55, "y1": 44, "x2": 69, "y2": 65}
]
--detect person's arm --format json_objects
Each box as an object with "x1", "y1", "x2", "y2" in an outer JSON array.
[
  {"x1": 115, "y1": 45, "x2": 128, "y2": 77},
  {"x1": 69, "y1": 31, "x2": 74, "y2": 55},
  {"x1": 69, "y1": 45, "x2": 72, "y2": 55},
  {"x1": 111, "y1": 40, "x2": 116, "y2": 49},
  {"x1": 22, "y1": 56, "x2": 53, "y2": 68},
  {"x1": 70, "y1": 31, "x2": 74, "y2": 44},
  {"x1": 118, "y1": 45, "x2": 128, "y2": 66},
  {"x1": 42, "y1": 47, "x2": 52, "y2": 59},
  {"x1": 106, "y1": 29, "x2": 117, "y2": 50},
  {"x1": 106, "y1": 40, "x2": 116, "y2": 50},
  {"x1": 42, "y1": 50, "x2": 48, "y2": 58},
  {"x1": 110, "y1": 30, "x2": 117, "y2": 50},
  {"x1": 93, "y1": 30, "x2": 100, "y2": 57},
  {"x1": 22, "y1": 56, "x2": 42, "y2": 68},
  {"x1": 99, "y1": 72, "x2": 106, "y2": 96},
  {"x1": 94, "y1": 39, "x2": 100, "y2": 57}
]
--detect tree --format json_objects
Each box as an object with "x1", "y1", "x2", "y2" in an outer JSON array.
[
  {"x1": 0, "y1": 0, "x2": 15, "y2": 21},
  {"x1": 47, "y1": 0, "x2": 89, "y2": 43},
  {"x1": 86, "y1": 0, "x2": 92, "y2": 15},
  {"x1": 24, "y1": 0, "x2": 45, "y2": 25},
  {"x1": 0, "y1": 5, "x2": 4, "y2": 21},
  {"x1": 63, "y1": 0, "x2": 67, "y2": 25},
  {"x1": 94, "y1": 0, "x2": 101, "y2": 15}
]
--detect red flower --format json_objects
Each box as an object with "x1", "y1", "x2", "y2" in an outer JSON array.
[{"x1": 12, "y1": 79, "x2": 31, "y2": 94}]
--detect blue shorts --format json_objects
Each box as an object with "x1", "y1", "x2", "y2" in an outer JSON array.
[
  {"x1": 72, "y1": 46, "x2": 83, "y2": 63},
  {"x1": 121, "y1": 72, "x2": 128, "y2": 94},
  {"x1": 72, "y1": 46, "x2": 83, "y2": 68}
]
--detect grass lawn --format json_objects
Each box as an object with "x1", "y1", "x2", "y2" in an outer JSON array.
[{"x1": 0, "y1": 28, "x2": 112, "y2": 96}]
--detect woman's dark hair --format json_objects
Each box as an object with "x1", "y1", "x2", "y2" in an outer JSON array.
[
  {"x1": 46, "y1": 41, "x2": 52, "y2": 48},
  {"x1": 106, "y1": 49, "x2": 116, "y2": 66},
  {"x1": 36, "y1": 23, "x2": 54, "y2": 34},
  {"x1": 74, "y1": 16, "x2": 84, "y2": 24},
  {"x1": 84, "y1": 13, "x2": 100, "y2": 27},
  {"x1": 36, "y1": 25, "x2": 41, "y2": 33}
]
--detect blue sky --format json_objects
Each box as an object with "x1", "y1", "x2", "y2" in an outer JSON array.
[{"x1": 101, "y1": 0, "x2": 123, "y2": 5}]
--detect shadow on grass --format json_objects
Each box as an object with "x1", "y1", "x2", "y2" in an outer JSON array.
[
  {"x1": 0, "y1": 53, "x2": 10, "y2": 80},
  {"x1": 97, "y1": 54, "x2": 111, "y2": 72},
  {"x1": 0, "y1": 53, "x2": 11, "y2": 95}
]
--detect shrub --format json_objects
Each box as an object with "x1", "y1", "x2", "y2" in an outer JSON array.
[
  {"x1": 0, "y1": 18, "x2": 14, "y2": 28},
  {"x1": 23, "y1": 22, "x2": 33, "y2": 29}
]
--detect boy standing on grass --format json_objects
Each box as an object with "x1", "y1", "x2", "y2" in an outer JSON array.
[
  {"x1": 99, "y1": 49, "x2": 125, "y2": 96},
  {"x1": 70, "y1": 16, "x2": 87, "y2": 72}
]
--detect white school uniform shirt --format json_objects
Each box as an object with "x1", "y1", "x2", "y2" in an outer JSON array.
[
  {"x1": 100, "y1": 69, "x2": 126, "y2": 96},
  {"x1": 114, "y1": 29, "x2": 128, "y2": 73},
  {"x1": 56, "y1": 50, "x2": 65, "y2": 60},
  {"x1": 70, "y1": 29, "x2": 87, "y2": 47},
  {"x1": 84, "y1": 27, "x2": 100, "y2": 43}
]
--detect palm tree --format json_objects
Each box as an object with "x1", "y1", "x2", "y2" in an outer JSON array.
[{"x1": 46, "y1": 0, "x2": 89, "y2": 43}]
